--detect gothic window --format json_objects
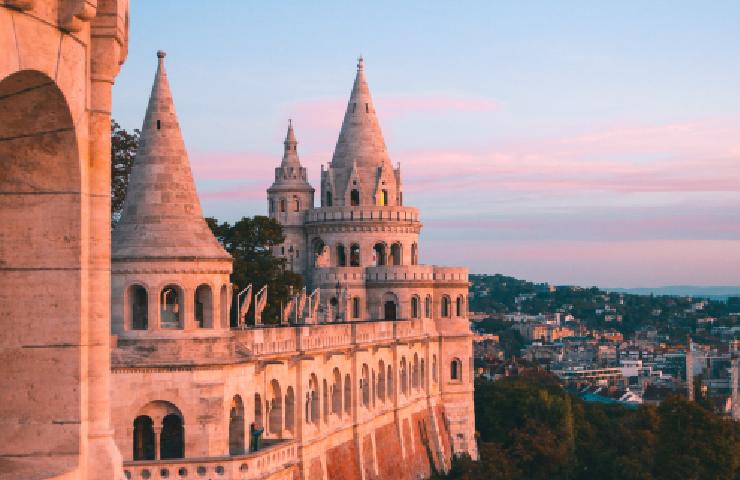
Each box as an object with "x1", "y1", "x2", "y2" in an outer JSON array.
[
  {"x1": 387, "y1": 364, "x2": 393, "y2": 397},
  {"x1": 344, "y1": 374, "x2": 352, "y2": 415},
  {"x1": 351, "y1": 189, "x2": 360, "y2": 206},
  {"x1": 337, "y1": 244, "x2": 347, "y2": 267},
  {"x1": 129, "y1": 285, "x2": 148, "y2": 330},
  {"x1": 133, "y1": 416, "x2": 155, "y2": 460},
  {"x1": 373, "y1": 243, "x2": 386, "y2": 266},
  {"x1": 378, "y1": 189, "x2": 388, "y2": 206},
  {"x1": 160, "y1": 414, "x2": 184, "y2": 459},
  {"x1": 400, "y1": 357, "x2": 408, "y2": 395},
  {"x1": 383, "y1": 293, "x2": 398, "y2": 321},
  {"x1": 350, "y1": 244, "x2": 360, "y2": 267},
  {"x1": 332, "y1": 369, "x2": 342, "y2": 416},
  {"x1": 378, "y1": 360, "x2": 386, "y2": 401},
  {"x1": 160, "y1": 285, "x2": 182, "y2": 329},
  {"x1": 361, "y1": 364, "x2": 370, "y2": 407},
  {"x1": 456, "y1": 295, "x2": 465, "y2": 317},
  {"x1": 156, "y1": 119, "x2": 161, "y2": 130},
  {"x1": 352, "y1": 297, "x2": 361, "y2": 319},
  {"x1": 390, "y1": 242, "x2": 401, "y2": 265},
  {"x1": 280, "y1": 199, "x2": 286, "y2": 213},
  {"x1": 326, "y1": 191, "x2": 333, "y2": 207},
  {"x1": 425, "y1": 295, "x2": 432, "y2": 318},
  {"x1": 411, "y1": 243, "x2": 418, "y2": 265},
  {"x1": 441, "y1": 295, "x2": 451, "y2": 318},
  {"x1": 194, "y1": 284, "x2": 213, "y2": 328},
  {"x1": 411, "y1": 296, "x2": 420, "y2": 319},
  {"x1": 450, "y1": 358, "x2": 462, "y2": 381},
  {"x1": 293, "y1": 196, "x2": 300, "y2": 212}
]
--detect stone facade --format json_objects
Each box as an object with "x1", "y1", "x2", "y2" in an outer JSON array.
[{"x1": 0, "y1": 1, "x2": 129, "y2": 479}]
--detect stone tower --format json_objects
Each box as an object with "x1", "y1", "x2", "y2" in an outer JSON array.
[
  {"x1": 267, "y1": 121, "x2": 315, "y2": 277},
  {"x1": 111, "y1": 51, "x2": 233, "y2": 336}
]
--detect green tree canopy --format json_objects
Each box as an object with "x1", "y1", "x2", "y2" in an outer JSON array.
[{"x1": 111, "y1": 120, "x2": 139, "y2": 223}]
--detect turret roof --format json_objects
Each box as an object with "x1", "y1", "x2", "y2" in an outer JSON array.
[{"x1": 112, "y1": 51, "x2": 230, "y2": 261}]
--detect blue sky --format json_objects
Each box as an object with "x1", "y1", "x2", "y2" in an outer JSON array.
[{"x1": 113, "y1": 1, "x2": 740, "y2": 287}]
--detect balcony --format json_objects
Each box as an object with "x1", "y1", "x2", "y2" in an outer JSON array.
[{"x1": 305, "y1": 206, "x2": 420, "y2": 224}]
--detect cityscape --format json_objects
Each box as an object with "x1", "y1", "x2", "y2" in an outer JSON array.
[{"x1": 1, "y1": 2, "x2": 739, "y2": 480}]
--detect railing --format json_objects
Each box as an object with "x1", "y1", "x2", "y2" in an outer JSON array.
[
  {"x1": 123, "y1": 441, "x2": 297, "y2": 480},
  {"x1": 311, "y1": 265, "x2": 469, "y2": 284},
  {"x1": 305, "y1": 206, "x2": 420, "y2": 224}
]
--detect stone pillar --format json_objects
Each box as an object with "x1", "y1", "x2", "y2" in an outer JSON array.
[
  {"x1": 153, "y1": 426, "x2": 162, "y2": 460},
  {"x1": 149, "y1": 287, "x2": 160, "y2": 331}
]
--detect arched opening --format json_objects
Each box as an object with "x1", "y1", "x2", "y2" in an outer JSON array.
[
  {"x1": 280, "y1": 198, "x2": 286, "y2": 212},
  {"x1": 229, "y1": 395, "x2": 245, "y2": 455},
  {"x1": 372, "y1": 369, "x2": 376, "y2": 408},
  {"x1": 378, "y1": 189, "x2": 388, "y2": 206},
  {"x1": 194, "y1": 284, "x2": 213, "y2": 328},
  {"x1": 344, "y1": 374, "x2": 352, "y2": 415},
  {"x1": 411, "y1": 243, "x2": 418, "y2": 265},
  {"x1": 421, "y1": 359, "x2": 426, "y2": 390},
  {"x1": 160, "y1": 285, "x2": 183, "y2": 329},
  {"x1": 411, "y1": 296, "x2": 420, "y2": 319},
  {"x1": 322, "y1": 379, "x2": 329, "y2": 423},
  {"x1": 390, "y1": 243, "x2": 401, "y2": 266},
  {"x1": 450, "y1": 358, "x2": 462, "y2": 381},
  {"x1": 254, "y1": 393, "x2": 263, "y2": 430},
  {"x1": 425, "y1": 295, "x2": 432, "y2": 318},
  {"x1": 433, "y1": 355, "x2": 438, "y2": 383},
  {"x1": 352, "y1": 297, "x2": 361, "y2": 319},
  {"x1": 400, "y1": 357, "x2": 408, "y2": 395},
  {"x1": 441, "y1": 295, "x2": 451, "y2": 318},
  {"x1": 361, "y1": 364, "x2": 370, "y2": 407},
  {"x1": 0, "y1": 71, "x2": 85, "y2": 448},
  {"x1": 160, "y1": 414, "x2": 184, "y2": 459},
  {"x1": 269, "y1": 380, "x2": 283, "y2": 436},
  {"x1": 129, "y1": 285, "x2": 149, "y2": 330},
  {"x1": 350, "y1": 189, "x2": 360, "y2": 206},
  {"x1": 413, "y1": 353, "x2": 420, "y2": 390},
  {"x1": 220, "y1": 284, "x2": 229, "y2": 328},
  {"x1": 387, "y1": 364, "x2": 393, "y2": 397},
  {"x1": 350, "y1": 244, "x2": 360, "y2": 267},
  {"x1": 133, "y1": 416, "x2": 155, "y2": 460},
  {"x1": 383, "y1": 292, "x2": 398, "y2": 321},
  {"x1": 285, "y1": 387, "x2": 295, "y2": 434},
  {"x1": 310, "y1": 374, "x2": 320, "y2": 424},
  {"x1": 373, "y1": 243, "x2": 386, "y2": 266},
  {"x1": 293, "y1": 196, "x2": 300, "y2": 212},
  {"x1": 336, "y1": 244, "x2": 347, "y2": 267},
  {"x1": 325, "y1": 191, "x2": 333, "y2": 207},
  {"x1": 456, "y1": 295, "x2": 465, "y2": 317},
  {"x1": 378, "y1": 361, "x2": 386, "y2": 402},
  {"x1": 332, "y1": 368, "x2": 342, "y2": 416}
]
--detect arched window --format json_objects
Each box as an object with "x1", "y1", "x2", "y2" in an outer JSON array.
[
  {"x1": 421, "y1": 359, "x2": 426, "y2": 390},
  {"x1": 378, "y1": 189, "x2": 388, "y2": 206},
  {"x1": 332, "y1": 368, "x2": 342, "y2": 416},
  {"x1": 425, "y1": 295, "x2": 432, "y2": 318},
  {"x1": 387, "y1": 364, "x2": 393, "y2": 397},
  {"x1": 413, "y1": 353, "x2": 420, "y2": 390},
  {"x1": 350, "y1": 244, "x2": 360, "y2": 267},
  {"x1": 280, "y1": 198, "x2": 286, "y2": 212},
  {"x1": 383, "y1": 292, "x2": 398, "y2": 321},
  {"x1": 411, "y1": 296, "x2": 420, "y2": 319},
  {"x1": 400, "y1": 357, "x2": 408, "y2": 395},
  {"x1": 310, "y1": 374, "x2": 320, "y2": 424},
  {"x1": 456, "y1": 295, "x2": 465, "y2": 317},
  {"x1": 336, "y1": 244, "x2": 347, "y2": 267},
  {"x1": 378, "y1": 361, "x2": 386, "y2": 401},
  {"x1": 229, "y1": 395, "x2": 245, "y2": 455},
  {"x1": 433, "y1": 355, "x2": 438, "y2": 383},
  {"x1": 293, "y1": 196, "x2": 300, "y2": 212},
  {"x1": 133, "y1": 416, "x2": 155, "y2": 460},
  {"x1": 160, "y1": 285, "x2": 182, "y2": 329},
  {"x1": 129, "y1": 285, "x2": 148, "y2": 330},
  {"x1": 323, "y1": 379, "x2": 329, "y2": 424},
  {"x1": 411, "y1": 243, "x2": 418, "y2": 265},
  {"x1": 450, "y1": 358, "x2": 462, "y2": 381},
  {"x1": 351, "y1": 189, "x2": 360, "y2": 206},
  {"x1": 285, "y1": 387, "x2": 295, "y2": 434},
  {"x1": 344, "y1": 374, "x2": 352, "y2": 415},
  {"x1": 254, "y1": 393, "x2": 263, "y2": 430},
  {"x1": 352, "y1": 297, "x2": 361, "y2": 319},
  {"x1": 373, "y1": 243, "x2": 386, "y2": 266},
  {"x1": 390, "y1": 243, "x2": 401, "y2": 266},
  {"x1": 194, "y1": 284, "x2": 213, "y2": 328},
  {"x1": 269, "y1": 380, "x2": 283, "y2": 435},
  {"x1": 325, "y1": 191, "x2": 333, "y2": 207},
  {"x1": 441, "y1": 296, "x2": 451, "y2": 318},
  {"x1": 361, "y1": 364, "x2": 370, "y2": 407},
  {"x1": 160, "y1": 414, "x2": 184, "y2": 459}
]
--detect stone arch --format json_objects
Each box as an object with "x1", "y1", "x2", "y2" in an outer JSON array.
[
  {"x1": 400, "y1": 357, "x2": 408, "y2": 395},
  {"x1": 285, "y1": 386, "x2": 295, "y2": 434},
  {"x1": 450, "y1": 357, "x2": 462, "y2": 381},
  {"x1": 133, "y1": 415, "x2": 155, "y2": 460},
  {"x1": 0, "y1": 70, "x2": 85, "y2": 457},
  {"x1": 344, "y1": 374, "x2": 352, "y2": 415},
  {"x1": 128, "y1": 284, "x2": 149, "y2": 330},
  {"x1": 390, "y1": 242, "x2": 402, "y2": 266},
  {"x1": 269, "y1": 379, "x2": 283, "y2": 435},
  {"x1": 411, "y1": 295, "x2": 420, "y2": 319},
  {"x1": 440, "y1": 295, "x2": 451, "y2": 318},
  {"x1": 229, "y1": 395, "x2": 245, "y2": 455},
  {"x1": 378, "y1": 360, "x2": 386, "y2": 401},
  {"x1": 194, "y1": 284, "x2": 213, "y2": 328},
  {"x1": 350, "y1": 243, "x2": 361, "y2": 267},
  {"x1": 456, "y1": 294, "x2": 465, "y2": 317},
  {"x1": 373, "y1": 242, "x2": 387, "y2": 266},
  {"x1": 336, "y1": 243, "x2": 347, "y2": 267},
  {"x1": 361, "y1": 364, "x2": 370, "y2": 407},
  {"x1": 383, "y1": 291, "x2": 398, "y2": 320},
  {"x1": 137, "y1": 401, "x2": 185, "y2": 460},
  {"x1": 332, "y1": 368, "x2": 342, "y2": 416},
  {"x1": 160, "y1": 284, "x2": 183, "y2": 329}
]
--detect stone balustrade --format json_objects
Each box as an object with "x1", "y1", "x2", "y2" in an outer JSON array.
[
  {"x1": 312, "y1": 265, "x2": 468, "y2": 284},
  {"x1": 305, "y1": 206, "x2": 420, "y2": 224},
  {"x1": 122, "y1": 441, "x2": 297, "y2": 480}
]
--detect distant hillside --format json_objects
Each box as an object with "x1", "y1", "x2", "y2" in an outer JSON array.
[{"x1": 607, "y1": 286, "x2": 740, "y2": 301}]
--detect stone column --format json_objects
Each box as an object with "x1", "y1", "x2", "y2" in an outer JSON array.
[
  {"x1": 149, "y1": 287, "x2": 160, "y2": 331},
  {"x1": 153, "y1": 426, "x2": 162, "y2": 460}
]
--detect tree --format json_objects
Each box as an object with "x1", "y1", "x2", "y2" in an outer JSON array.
[
  {"x1": 111, "y1": 119, "x2": 140, "y2": 223},
  {"x1": 206, "y1": 216, "x2": 303, "y2": 325}
]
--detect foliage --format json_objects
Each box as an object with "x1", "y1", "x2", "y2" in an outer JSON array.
[
  {"x1": 206, "y1": 216, "x2": 302, "y2": 325},
  {"x1": 111, "y1": 120, "x2": 140, "y2": 223},
  {"x1": 442, "y1": 376, "x2": 740, "y2": 480}
]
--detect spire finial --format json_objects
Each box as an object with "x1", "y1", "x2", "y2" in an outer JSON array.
[
  {"x1": 288, "y1": 118, "x2": 292, "y2": 128},
  {"x1": 157, "y1": 50, "x2": 166, "y2": 59},
  {"x1": 357, "y1": 55, "x2": 364, "y2": 71}
]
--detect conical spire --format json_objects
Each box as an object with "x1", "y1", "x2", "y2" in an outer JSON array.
[
  {"x1": 330, "y1": 57, "x2": 392, "y2": 169},
  {"x1": 281, "y1": 119, "x2": 301, "y2": 168},
  {"x1": 112, "y1": 51, "x2": 230, "y2": 261}
]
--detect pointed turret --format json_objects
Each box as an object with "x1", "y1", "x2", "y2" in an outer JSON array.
[
  {"x1": 112, "y1": 51, "x2": 230, "y2": 260},
  {"x1": 281, "y1": 119, "x2": 301, "y2": 168},
  {"x1": 330, "y1": 57, "x2": 392, "y2": 170}
]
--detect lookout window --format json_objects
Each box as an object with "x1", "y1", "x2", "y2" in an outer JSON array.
[
  {"x1": 326, "y1": 191, "x2": 333, "y2": 207},
  {"x1": 350, "y1": 244, "x2": 360, "y2": 267},
  {"x1": 378, "y1": 189, "x2": 388, "y2": 206},
  {"x1": 156, "y1": 120, "x2": 161, "y2": 130},
  {"x1": 351, "y1": 189, "x2": 360, "y2": 206}
]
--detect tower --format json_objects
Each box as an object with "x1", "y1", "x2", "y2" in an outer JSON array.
[
  {"x1": 267, "y1": 121, "x2": 314, "y2": 277},
  {"x1": 111, "y1": 51, "x2": 233, "y2": 336}
]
